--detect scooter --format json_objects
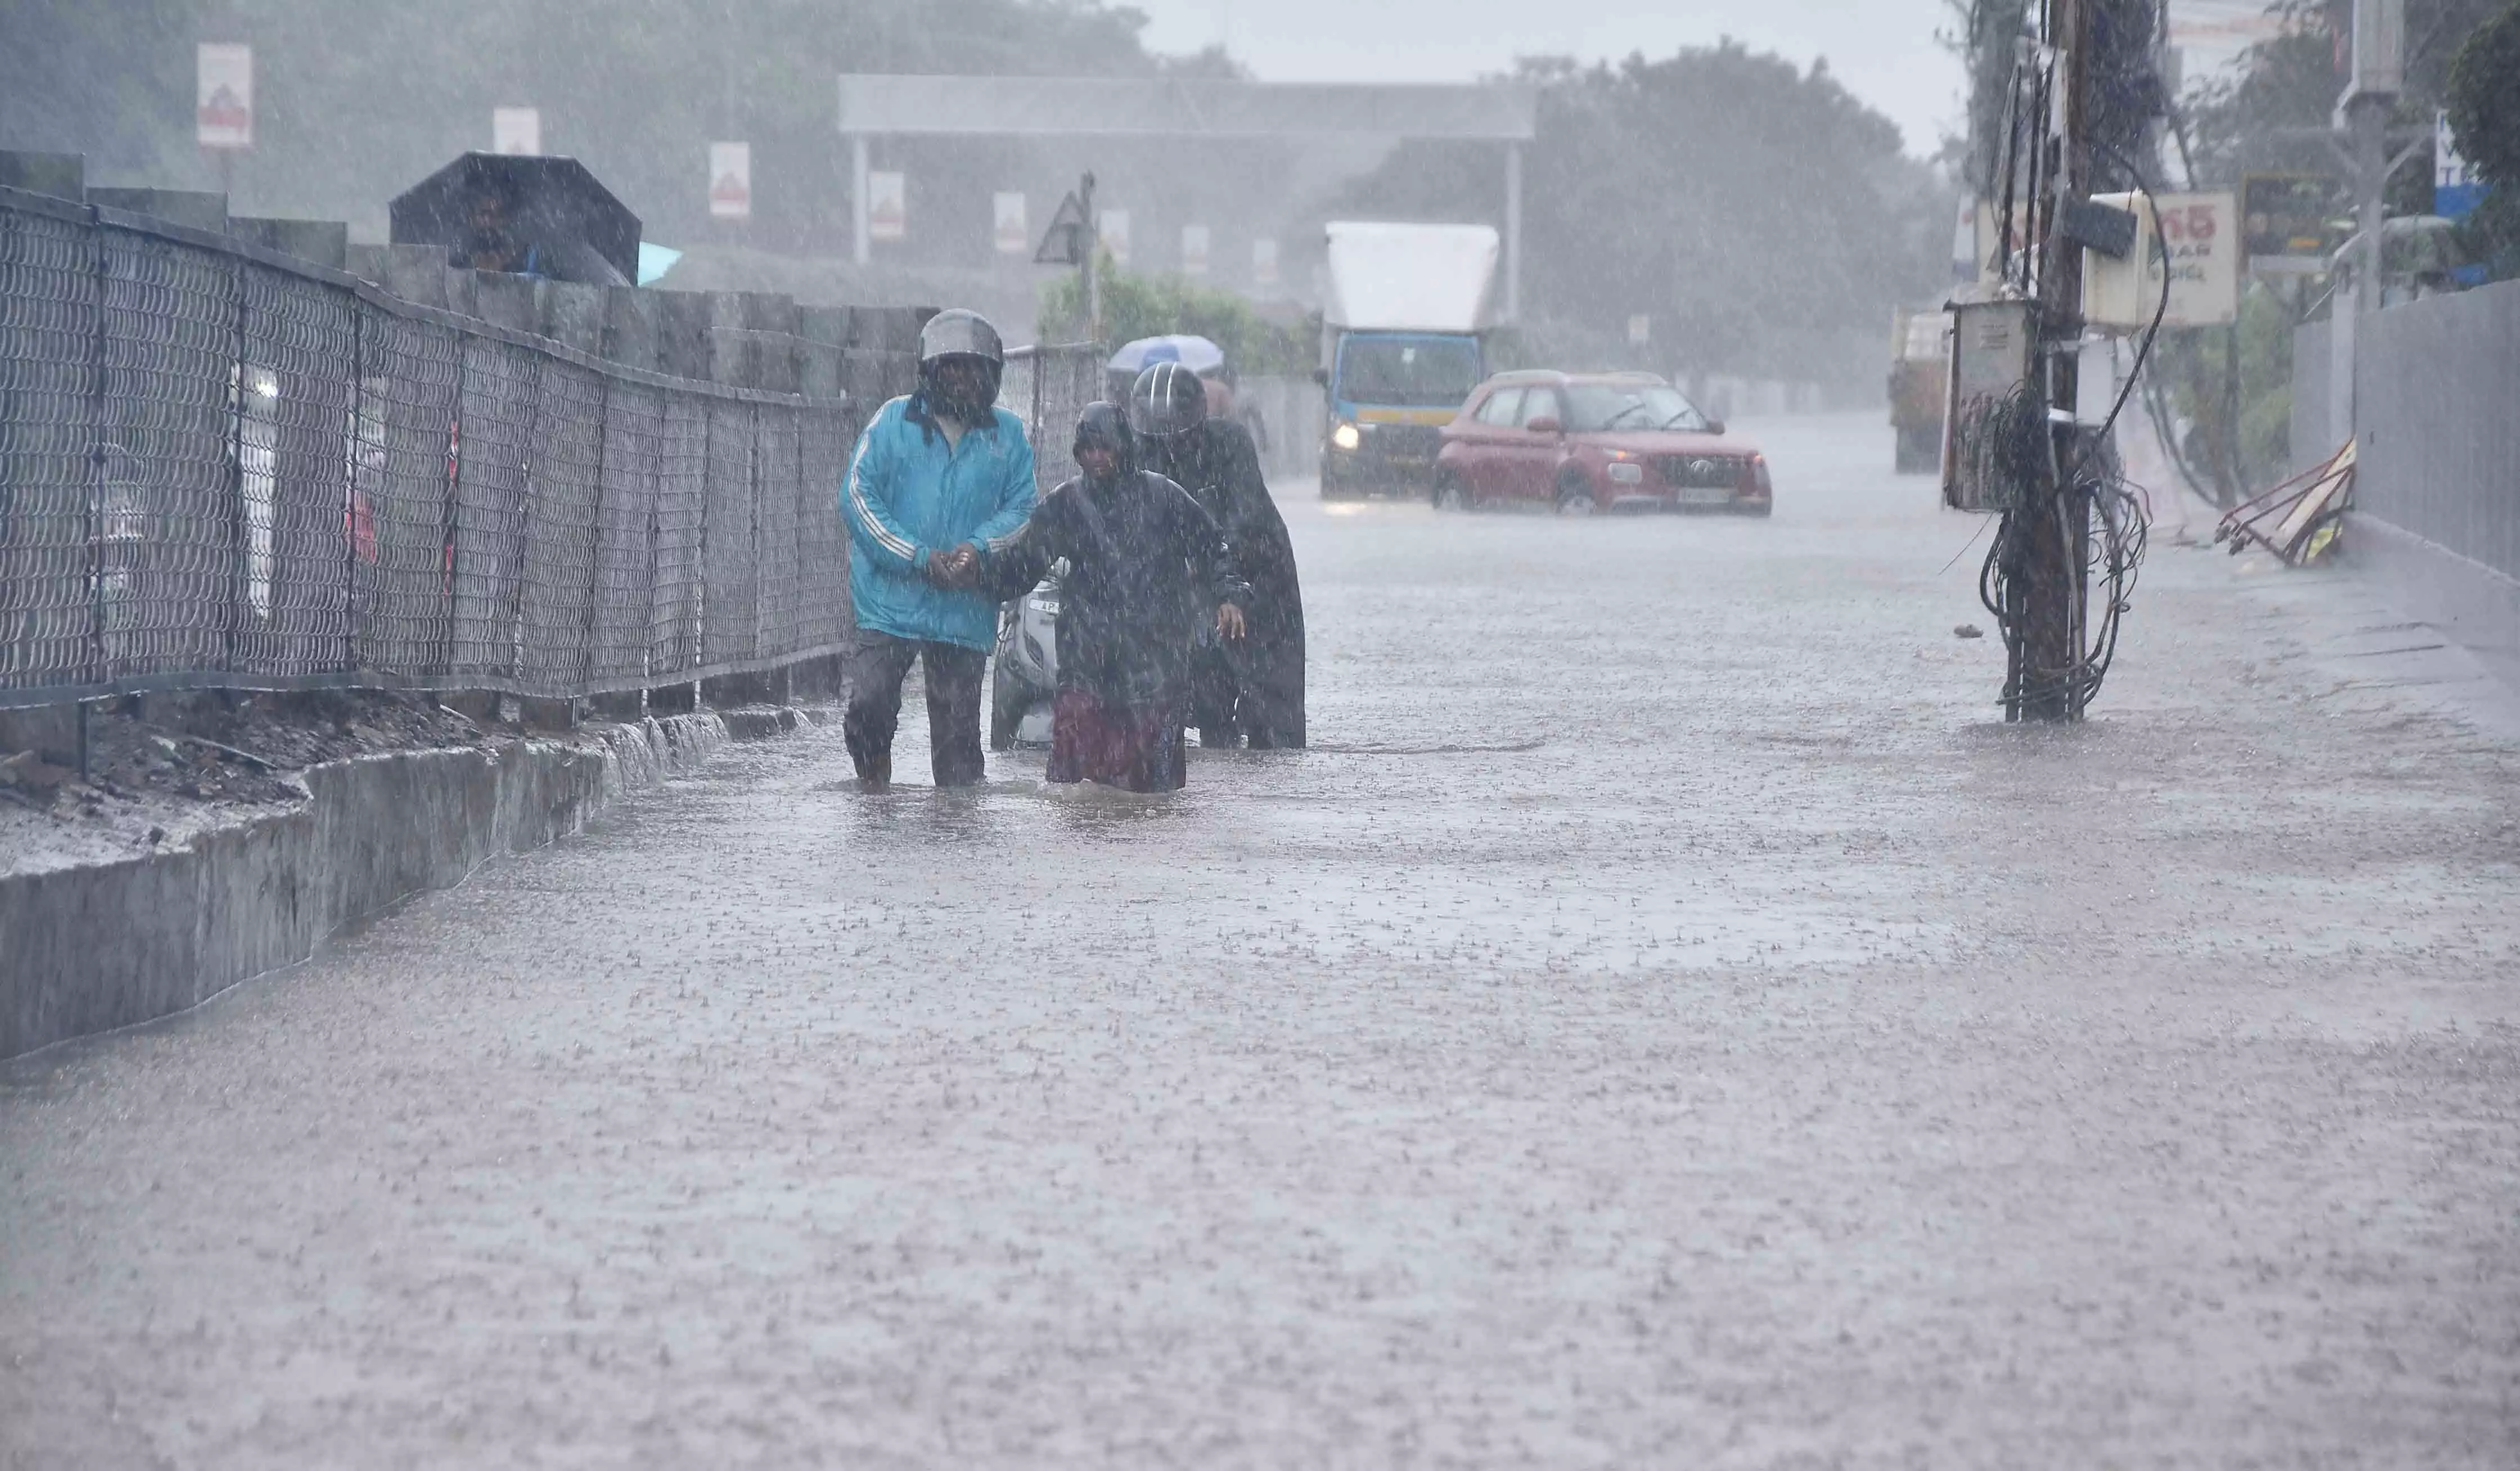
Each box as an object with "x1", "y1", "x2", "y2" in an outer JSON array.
[{"x1": 988, "y1": 563, "x2": 1063, "y2": 749}]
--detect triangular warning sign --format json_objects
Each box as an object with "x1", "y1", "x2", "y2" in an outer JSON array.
[{"x1": 1034, "y1": 191, "x2": 1091, "y2": 265}]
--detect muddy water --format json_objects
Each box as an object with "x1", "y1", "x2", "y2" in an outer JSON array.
[{"x1": 6, "y1": 412, "x2": 2518, "y2": 1466}]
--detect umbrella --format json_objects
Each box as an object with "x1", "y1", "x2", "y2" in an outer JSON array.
[
  {"x1": 390, "y1": 153, "x2": 641, "y2": 287},
  {"x1": 1107, "y1": 334, "x2": 1227, "y2": 377}
]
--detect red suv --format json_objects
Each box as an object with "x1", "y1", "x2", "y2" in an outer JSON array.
[{"x1": 1432, "y1": 371, "x2": 1773, "y2": 516}]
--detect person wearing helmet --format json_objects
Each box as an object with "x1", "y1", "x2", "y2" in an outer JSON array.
[
  {"x1": 840, "y1": 308, "x2": 1037, "y2": 791},
  {"x1": 973, "y1": 403, "x2": 1248, "y2": 793},
  {"x1": 1129, "y1": 359, "x2": 1306, "y2": 749}
]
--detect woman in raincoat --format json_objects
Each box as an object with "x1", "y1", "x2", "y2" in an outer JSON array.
[
  {"x1": 977, "y1": 403, "x2": 1250, "y2": 792},
  {"x1": 1128, "y1": 361, "x2": 1306, "y2": 749}
]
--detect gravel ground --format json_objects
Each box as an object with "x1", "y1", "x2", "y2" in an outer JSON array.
[
  {"x1": 3, "y1": 411, "x2": 2517, "y2": 1468},
  {"x1": 0, "y1": 691, "x2": 493, "y2": 878}
]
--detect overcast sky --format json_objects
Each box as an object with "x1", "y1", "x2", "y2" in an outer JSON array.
[{"x1": 1128, "y1": 0, "x2": 1969, "y2": 159}]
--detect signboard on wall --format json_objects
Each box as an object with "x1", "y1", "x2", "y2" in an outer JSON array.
[
  {"x1": 493, "y1": 106, "x2": 541, "y2": 156},
  {"x1": 1180, "y1": 223, "x2": 1210, "y2": 277},
  {"x1": 2083, "y1": 191, "x2": 2239, "y2": 329},
  {"x1": 867, "y1": 170, "x2": 906, "y2": 241},
  {"x1": 1252, "y1": 237, "x2": 1279, "y2": 287},
  {"x1": 196, "y1": 44, "x2": 253, "y2": 149},
  {"x1": 2242, "y1": 173, "x2": 2342, "y2": 275},
  {"x1": 1099, "y1": 209, "x2": 1131, "y2": 266},
  {"x1": 993, "y1": 191, "x2": 1028, "y2": 254},
  {"x1": 709, "y1": 142, "x2": 751, "y2": 219},
  {"x1": 2436, "y1": 110, "x2": 2483, "y2": 222}
]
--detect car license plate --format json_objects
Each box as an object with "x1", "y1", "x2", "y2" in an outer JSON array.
[{"x1": 1676, "y1": 487, "x2": 1733, "y2": 507}]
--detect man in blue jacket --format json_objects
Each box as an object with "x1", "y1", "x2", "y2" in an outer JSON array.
[{"x1": 841, "y1": 309, "x2": 1037, "y2": 790}]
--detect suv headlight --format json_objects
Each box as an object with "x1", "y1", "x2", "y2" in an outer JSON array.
[
  {"x1": 1331, "y1": 421, "x2": 1362, "y2": 451},
  {"x1": 1606, "y1": 461, "x2": 1644, "y2": 484}
]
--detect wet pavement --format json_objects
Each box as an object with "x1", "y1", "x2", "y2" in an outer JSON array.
[{"x1": 6, "y1": 411, "x2": 2518, "y2": 1468}]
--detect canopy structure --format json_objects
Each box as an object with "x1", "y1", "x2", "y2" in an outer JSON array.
[
  {"x1": 390, "y1": 153, "x2": 641, "y2": 286},
  {"x1": 835, "y1": 75, "x2": 1537, "y2": 318}
]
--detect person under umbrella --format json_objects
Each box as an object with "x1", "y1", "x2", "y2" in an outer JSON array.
[
  {"x1": 976, "y1": 404, "x2": 1248, "y2": 793},
  {"x1": 1129, "y1": 360, "x2": 1306, "y2": 749}
]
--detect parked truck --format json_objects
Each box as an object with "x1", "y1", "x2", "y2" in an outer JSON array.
[
  {"x1": 1317, "y1": 222, "x2": 1499, "y2": 498},
  {"x1": 1888, "y1": 304, "x2": 1951, "y2": 475}
]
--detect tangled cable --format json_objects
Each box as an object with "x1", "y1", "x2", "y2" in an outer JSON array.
[{"x1": 1974, "y1": 136, "x2": 2168, "y2": 719}]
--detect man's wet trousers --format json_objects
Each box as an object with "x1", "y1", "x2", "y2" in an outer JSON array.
[{"x1": 842, "y1": 630, "x2": 988, "y2": 786}]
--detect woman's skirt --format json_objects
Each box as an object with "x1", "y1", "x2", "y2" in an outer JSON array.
[{"x1": 1047, "y1": 687, "x2": 1186, "y2": 792}]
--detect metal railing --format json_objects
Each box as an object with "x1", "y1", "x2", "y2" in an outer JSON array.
[
  {"x1": 0, "y1": 185, "x2": 862, "y2": 710},
  {"x1": 997, "y1": 341, "x2": 1106, "y2": 492}
]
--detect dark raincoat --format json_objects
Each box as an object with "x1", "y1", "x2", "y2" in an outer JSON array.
[
  {"x1": 1137, "y1": 419, "x2": 1306, "y2": 748},
  {"x1": 978, "y1": 416, "x2": 1248, "y2": 789}
]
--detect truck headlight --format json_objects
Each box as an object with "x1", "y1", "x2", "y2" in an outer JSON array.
[
  {"x1": 1331, "y1": 422, "x2": 1362, "y2": 451},
  {"x1": 1606, "y1": 461, "x2": 1644, "y2": 484}
]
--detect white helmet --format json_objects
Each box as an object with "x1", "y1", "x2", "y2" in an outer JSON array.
[{"x1": 918, "y1": 308, "x2": 1003, "y2": 367}]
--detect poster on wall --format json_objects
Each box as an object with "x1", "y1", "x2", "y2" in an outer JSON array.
[
  {"x1": 709, "y1": 142, "x2": 751, "y2": 219},
  {"x1": 1099, "y1": 208, "x2": 1130, "y2": 266},
  {"x1": 1180, "y1": 223, "x2": 1210, "y2": 277},
  {"x1": 196, "y1": 43, "x2": 253, "y2": 150},
  {"x1": 493, "y1": 106, "x2": 541, "y2": 156},
  {"x1": 867, "y1": 170, "x2": 907, "y2": 241},
  {"x1": 1252, "y1": 237, "x2": 1279, "y2": 287},
  {"x1": 993, "y1": 192, "x2": 1028, "y2": 254}
]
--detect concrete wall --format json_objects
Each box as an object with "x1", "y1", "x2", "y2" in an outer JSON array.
[
  {"x1": 2293, "y1": 278, "x2": 2520, "y2": 695},
  {"x1": 0, "y1": 714, "x2": 735, "y2": 1061},
  {"x1": 2352, "y1": 279, "x2": 2520, "y2": 585}
]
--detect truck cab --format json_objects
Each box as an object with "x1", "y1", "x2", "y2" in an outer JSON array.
[
  {"x1": 1320, "y1": 330, "x2": 1485, "y2": 497},
  {"x1": 1317, "y1": 221, "x2": 1500, "y2": 500}
]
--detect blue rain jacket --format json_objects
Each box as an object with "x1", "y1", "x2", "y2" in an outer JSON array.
[{"x1": 842, "y1": 395, "x2": 1039, "y2": 651}]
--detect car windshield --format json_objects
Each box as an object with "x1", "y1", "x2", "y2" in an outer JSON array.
[
  {"x1": 1338, "y1": 338, "x2": 1483, "y2": 408},
  {"x1": 1563, "y1": 383, "x2": 1711, "y2": 433}
]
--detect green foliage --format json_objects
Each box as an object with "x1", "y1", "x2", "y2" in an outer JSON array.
[
  {"x1": 2446, "y1": 3, "x2": 2520, "y2": 187},
  {"x1": 1037, "y1": 254, "x2": 1313, "y2": 376}
]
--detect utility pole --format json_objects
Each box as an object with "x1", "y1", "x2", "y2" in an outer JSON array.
[
  {"x1": 2329, "y1": 0, "x2": 2406, "y2": 448},
  {"x1": 2014, "y1": 0, "x2": 2094, "y2": 723},
  {"x1": 1080, "y1": 170, "x2": 1100, "y2": 343}
]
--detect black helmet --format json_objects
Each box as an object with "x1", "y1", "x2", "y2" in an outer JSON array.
[
  {"x1": 1128, "y1": 360, "x2": 1207, "y2": 439},
  {"x1": 1072, "y1": 401, "x2": 1135, "y2": 480}
]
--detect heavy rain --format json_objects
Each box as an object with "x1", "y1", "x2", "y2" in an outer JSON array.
[{"x1": 4, "y1": 0, "x2": 2520, "y2": 1464}]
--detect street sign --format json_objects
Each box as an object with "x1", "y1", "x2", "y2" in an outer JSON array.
[
  {"x1": 493, "y1": 107, "x2": 540, "y2": 156},
  {"x1": 1180, "y1": 223, "x2": 1210, "y2": 277},
  {"x1": 196, "y1": 43, "x2": 253, "y2": 150},
  {"x1": 2083, "y1": 191, "x2": 2239, "y2": 329},
  {"x1": 994, "y1": 191, "x2": 1027, "y2": 254},
  {"x1": 709, "y1": 141, "x2": 751, "y2": 220},
  {"x1": 1626, "y1": 314, "x2": 1651, "y2": 346},
  {"x1": 1252, "y1": 236, "x2": 1279, "y2": 287},
  {"x1": 2436, "y1": 110, "x2": 2483, "y2": 222},
  {"x1": 2242, "y1": 173, "x2": 2342, "y2": 275},
  {"x1": 867, "y1": 170, "x2": 905, "y2": 241},
  {"x1": 1033, "y1": 190, "x2": 1090, "y2": 264},
  {"x1": 1101, "y1": 209, "x2": 1131, "y2": 267}
]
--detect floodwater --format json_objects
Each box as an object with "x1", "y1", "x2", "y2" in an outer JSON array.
[{"x1": 5, "y1": 412, "x2": 2518, "y2": 1466}]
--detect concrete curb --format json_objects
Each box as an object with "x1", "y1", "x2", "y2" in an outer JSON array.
[{"x1": 0, "y1": 709, "x2": 788, "y2": 1062}]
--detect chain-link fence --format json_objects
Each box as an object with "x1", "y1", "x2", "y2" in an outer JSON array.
[
  {"x1": 997, "y1": 342, "x2": 1106, "y2": 492},
  {"x1": 0, "y1": 187, "x2": 861, "y2": 710}
]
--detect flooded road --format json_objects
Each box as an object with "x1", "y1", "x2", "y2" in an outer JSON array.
[{"x1": 7, "y1": 412, "x2": 2519, "y2": 1466}]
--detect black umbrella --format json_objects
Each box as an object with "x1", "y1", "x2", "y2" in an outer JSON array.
[{"x1": 390, "y1": 152, "x2": 641, "y2": 287}]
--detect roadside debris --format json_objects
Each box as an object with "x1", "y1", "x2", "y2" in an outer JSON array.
[{"x1": 2217, "y1": 441, "x2": 2356, "y2": 567}]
